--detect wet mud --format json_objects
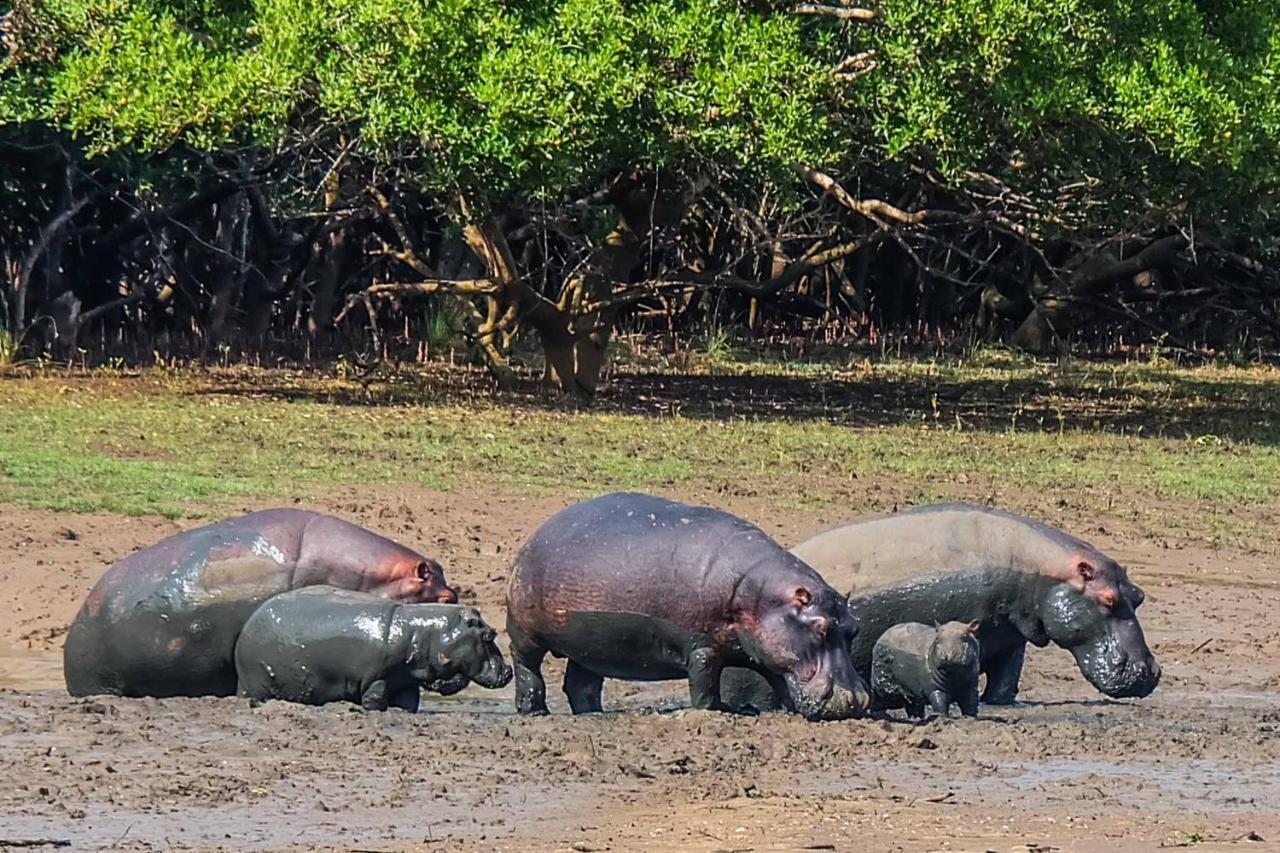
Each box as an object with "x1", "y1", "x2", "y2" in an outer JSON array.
[{"x1": 1, "y1": 488, "x2": 1279, "y2": 850}]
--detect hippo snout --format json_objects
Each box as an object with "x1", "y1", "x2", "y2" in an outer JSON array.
[
  {"x1": 474, "y1": 656, "x2": 514, "y2": 690},
  {"x1": 785, "y1": 668, "x2": 870, "y2": 721},
  {"x1": 1073, "y1": 636, "x2": 1161, "y2": 698},
  {"x1": 1107, "y1": 655, "x2": 1161, "y2": 699}
]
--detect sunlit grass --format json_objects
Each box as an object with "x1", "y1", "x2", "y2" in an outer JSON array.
[{"x1": 0, "y1": 360, "x2": 1276, "y2": 552}]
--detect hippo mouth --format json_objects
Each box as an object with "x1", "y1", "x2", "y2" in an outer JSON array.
[
  {"x1": 781, "y1": 670, "x2": 870, "y2": 721},
  {"x1": 1070, "y1": 634, "x2": 1161, "y2": 699}
]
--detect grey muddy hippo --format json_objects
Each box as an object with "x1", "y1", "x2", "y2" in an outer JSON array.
[
  {"x1": 722, "y1": 503, "x2": 1159, "y2": 709},
  {"x1": 871, "y1": 621, "x2": 980, "y2": 719},
  {"x1": 506, "y1": 492, "x2": 869, "y2": 720},
  {"x1": 235, "y1": 587, "x2": 512, "y2": 711},
  {"x1": 65, "y1": 509, "x2": 458, "y2": 698}
]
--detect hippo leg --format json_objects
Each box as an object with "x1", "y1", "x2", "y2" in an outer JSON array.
[
  {"x1": 563, "y1": 661, "x2": 605, "y2": 714},
  {"x1": 390, "y1": 685, "x2": 421, "y2": 713},
  {"x1": 508, "y1": 622, "x2": 550, "y2": 716},
  {"x1": 981, "y1": 644, "x2": 1025, "y2": 705},
  {"x1": 361, "y1": 680, "x2": 390, "y2": 711},
  {"x1": 687, "y1": 647, "x2": 727, "y2": 712},
  {"x1": 906, "y1": 701, "x2": 926, "y2": 719},
  {"x1": 958, "y1": 686, "x2": 980, "y2": 717},
  {"x1": 928, "y1": 689, "x2": 952, "y2": 717}
]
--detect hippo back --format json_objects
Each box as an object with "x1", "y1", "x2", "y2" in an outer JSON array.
[
  {"x1": 64, "y1": 509, "x2": 452, "y2": 698},
  {"x1": 508, "y1": 492, "x2": 822, "y2": 638},
  {"x1": 791, "y1": 503, "x2": 1094, "y2": 595}
]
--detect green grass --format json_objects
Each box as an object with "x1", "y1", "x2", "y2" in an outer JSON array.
[{"x1": 0, "y1": 360, "x2": 1277, "y2": 551}]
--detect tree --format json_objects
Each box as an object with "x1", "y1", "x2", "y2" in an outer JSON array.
[{"x1": 3, "y1": 0, "x2": 1278, "y2": 379}]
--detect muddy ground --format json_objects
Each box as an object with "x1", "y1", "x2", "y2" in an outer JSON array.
[{"x1": 1, "y1": 485, "x2": 1279, "y2": 851}]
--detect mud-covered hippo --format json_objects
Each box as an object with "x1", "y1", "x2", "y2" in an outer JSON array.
[
  {"x1": 234, "y1": 587, "x2": 511, "y2": 711},
  {"x1": 791, "y1": 503, "x2": 1160, "y2": 703},
  {"x1": 506, "y1": 492, "x2": 869, "y2": 720},
  {"x1": 871, "y1": 621, "x2": 980, "y2": 719},
  {"x1": 65, "y1": 509, "x2": 458, "y2": 698}
]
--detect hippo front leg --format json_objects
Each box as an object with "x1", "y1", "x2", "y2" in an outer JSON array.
[
  {"x1": 981, "y1": 644, "x2": 1025, "y2": 705},
  {"x1": 687, "y1": 647, "x2": 728, "y2": 712},
  {"x1": 361, "y1": 679, "x2": 390, "y2": 711},
  {"x1": 958, "y1": 685, "x2": 980, "y2": 718},
  {"x1": 927, "y1": 689, "x2": 952, "y2": 717}
]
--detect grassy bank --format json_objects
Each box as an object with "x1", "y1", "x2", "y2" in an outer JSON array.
[{"x1": 0, "y1": 356, "x2": 1277, "y2": 549}]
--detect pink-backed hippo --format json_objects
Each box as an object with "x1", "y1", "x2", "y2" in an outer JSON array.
[
  {"x1": 505, "y1": 492, "x2": 869, "y2": 720},
  {"x1": 794, "y1": 503, "x2": 1161, "y2": 703},
  {"x1": 64, "y1": 509, "x2": 457, "y2": 697}
]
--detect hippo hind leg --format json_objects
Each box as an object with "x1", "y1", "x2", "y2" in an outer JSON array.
[
  {"x1": 390, "y1": 685, "x2": 421, "y2": 713},
  {"x1": 508, "y1": 618, "x2": 550, "y2": 716},
  {"x1": 981, "y1": 644, "x2": 1025, "y2": 705},
  {"x1": 563, "y1": 661, "x2": 605, "y2": 714}
]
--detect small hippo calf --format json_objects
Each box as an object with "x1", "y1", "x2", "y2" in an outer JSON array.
[
  {"x1": 871, "y1": 621, "x2": 980, "y2": 719},
  {"x1": 235, "y1": 587, "x2": 512, "y2": 711}
]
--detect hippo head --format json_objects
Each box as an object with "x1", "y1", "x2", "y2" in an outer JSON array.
[
  {"x1": 416, "y1": 559, "x2": 459, "y2": 604},
  {"x1": 1037, "y1": 556, "x2": 1160, "y2": 698},
  {"x1": 741, "y1": 581, "x2": 869, "y2": 720},
  {"x1": 928, "y1": 621, "x2": 980, "y2": 679},
  {"x1": 411, "y1": 606, "x2": 513, "y2": 694}
]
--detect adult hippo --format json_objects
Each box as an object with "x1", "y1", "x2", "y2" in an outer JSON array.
[
  {"x1": 506, "y1": 492, "x2": 869, "y2": 720},
  {"x1": 723, "y1": 503, "x2": 1159, "y2": 709},
  {"x1": 65, "y1": 509, "x2": 458, "y2": 698}
]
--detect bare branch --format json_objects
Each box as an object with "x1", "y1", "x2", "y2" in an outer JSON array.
[
  {"x1": 831, "y1": 50, "x2": 878, "y2": 80},
  {"x1": 793, "y1": 4, "x2": 877, "y2": 21}
]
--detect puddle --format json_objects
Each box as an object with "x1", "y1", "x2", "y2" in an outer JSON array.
[{"x1": 0, "y1": 643, "x2": 63, "y2": 690}]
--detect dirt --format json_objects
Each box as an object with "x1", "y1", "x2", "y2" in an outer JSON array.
[{"x1": 2, "y1": 485, "x2": 1279, "y2": 851}]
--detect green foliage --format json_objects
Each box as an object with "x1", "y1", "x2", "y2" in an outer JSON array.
[
  {"x1": 3, "y1": 0, "x2": 838, "y2": 198},
  {"x1": 2, "y1": 0, "x2": 1277, "y2": 234},
  {"x1": 856, "y1": 0, "x2": 1280, "y2": 235}
]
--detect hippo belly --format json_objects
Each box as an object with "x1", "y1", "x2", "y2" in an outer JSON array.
[{"x1": 542, "y1": 611, "x2": 697, "y2": 681}]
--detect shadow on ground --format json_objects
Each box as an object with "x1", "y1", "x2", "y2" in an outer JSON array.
[{"x1": 177, "y1": 362, "x2": 1280, "y2": 444}]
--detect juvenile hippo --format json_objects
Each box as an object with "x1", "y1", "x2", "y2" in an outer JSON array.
[
  {"x1": 871, "y1": 621, "x2": 980, "y2": 719},
  {"x1": 792, "y1": 503, "x2": 1160, "y2": 703},
  {"x1": 65, "y1": 509, "x2": 458, "y2": 698},
  {"x1": 506, "y1": 492, "x2": 869, "y2": 720},
  {"x1": 234, "y1": 587, "x2": 511, "y2": 711}
]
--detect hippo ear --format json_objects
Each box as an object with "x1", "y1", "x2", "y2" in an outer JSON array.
[
  {"x1": 793, "y1": 587, "x2": 812, "y2": 607},
  {"x1": 966, "y1": 621, "x2": 980, "y2": 634},
  {"x1": 416, "y1": 561, "x2": 432, "y2": 580},
  {"x1": 1067, "y1": 559, "x2": 1096, "y2": 591}
]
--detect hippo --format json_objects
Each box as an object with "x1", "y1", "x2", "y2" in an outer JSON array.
[
  {"x1": 64, "y1": 509, "x2": 458, "y2": 698},
  {"x1": 799, "y1": 502, "x2": 1160, "y2": 703},
  {"x1": 871, "y1": 621, "x2": 980, "y2": 719},
  {"x1": 505, "y1": 492, "x2": 869, "y2": 720},
  {"x1": 234, "y1": 587, "x2": 511, "y2": 711},
  {"x1": 721, "y1": 503, "x2": 1160, "y2": 709}
]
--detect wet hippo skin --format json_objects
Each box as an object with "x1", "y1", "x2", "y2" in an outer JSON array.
[
  {"x1": 722, "y1": 503, "x2": 1160, "y2": 709},
  {"x1": 64, "y1": 509, "x2": 458, "y2": 697},
  {"x1": 505, "y1": 492, "x2": 870, "y2": 720},
  {"x1": 234, "y1": 587, "x2": 511, "y2": 711},
  {"x1": 871, "y1": 621, "x2": 980, "y2": 719}
]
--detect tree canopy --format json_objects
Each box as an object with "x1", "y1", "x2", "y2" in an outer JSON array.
[{"x1": 3, "y1": 0, "x2": 1279, "y2": 385}]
